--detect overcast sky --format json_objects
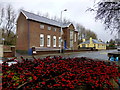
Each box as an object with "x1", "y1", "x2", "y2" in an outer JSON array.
[{"x1": 0, "y1": 0, "x2": 117, "y2": 42}]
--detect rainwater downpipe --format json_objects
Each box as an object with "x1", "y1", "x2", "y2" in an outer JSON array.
[{"x1": 28, "y1": 20, "x2": 30, "y2": 53}]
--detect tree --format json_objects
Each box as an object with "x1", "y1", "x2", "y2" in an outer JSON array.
[
  {"x1": 37, "y1": 12, "x2": 50, "y2": 18},
  {"x1": 0, "y1": 4, "x2": 16, "y2": 45},
  {"x1": 90, "y1": 1, "x2": 120, "y2": 33},
  {"x1": 51, "y1": 15, "x2": 60, "y2": 22},
  {"x1": 51, "y1": 15, "x2": 70, "y2": 24},
  {"x1": 0, "y1": 4, "x2": 4, "y2": 26},
  {"x1": 76, "y1": 23, "x2": 97, "y2": 43},
  {"x1": 3, "y1": 30, "x2": 16, "y2": 45},
  {"x1": 85, "y1": 29, "x2": 97, "y2": 40},
  {"x1": 109, "y1": 39, "x2": 115, "y2": 47}
]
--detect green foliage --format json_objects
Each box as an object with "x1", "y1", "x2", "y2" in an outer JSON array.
[
  {"x1": 2, "y1": 30, "x2": 16, "y2": 45},
  {"x1": 12, "y1": 76, "x2": 20, "y2": 81},
  {"x1": 109, "y1": 39, "x2": 115, "y2": 47}
]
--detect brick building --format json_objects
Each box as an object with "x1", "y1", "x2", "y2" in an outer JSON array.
[
  {"x1": 16, "y1": 10, "x2": 78, "y2": 52},
  {"x1": 0, "y1": 29, "x2": 2, "y2": 44}
]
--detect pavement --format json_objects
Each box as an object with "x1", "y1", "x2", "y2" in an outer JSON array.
[
  {"x1": 1, "y1": 51, "x2": 80, "y2": 62},
  {"x1": 15, "y1": 52, "x2": 81, "y2": 61},
  {"x1": 12, "y1": 50, "x2": 111, "y2": 61}
]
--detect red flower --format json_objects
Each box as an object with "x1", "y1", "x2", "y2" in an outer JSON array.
[
  {"x1": 2, "y1": 56, "x2": 119, "y2": 89},
  {"x1": 53, "y1": 84, "x2": 60, "y2": 86},
  {"x1": 41, "y1": 82, "x2": 46, "y2": 85},
  {"x1": 33, "y1": 76, "x2": 37, "y2": 80}
]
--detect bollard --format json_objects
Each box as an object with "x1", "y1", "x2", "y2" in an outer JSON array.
[
  {"x1": 28, "y1": 48, "x2": 32, "y2": 55},
  {"x1": 110, "y1": 56, "x2": 115, "y2": 61}
]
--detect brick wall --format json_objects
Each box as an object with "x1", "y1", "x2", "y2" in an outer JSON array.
[
  {"x1": 0, "y1": 30, "x2": 2, "y2": 44},
  {"x1": 16, "y1": 12, "x2": 29, "y2": 51},
  {"x1": 4, "y1": 46, "x2": 15, "y2": 57},
  {"x1": 29, "y1": 20, "x2": 61, "y2": 48}
]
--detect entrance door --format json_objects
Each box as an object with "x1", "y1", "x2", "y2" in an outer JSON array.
[{"x1": 64, "y1": 40, "x2": 67, "y2": 49}]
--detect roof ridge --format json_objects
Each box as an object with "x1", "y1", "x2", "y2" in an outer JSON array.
[{"x1": 21, "y1": 9, "x2": 61, "y2": 24}]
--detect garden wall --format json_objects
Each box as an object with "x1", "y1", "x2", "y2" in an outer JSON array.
[
  {"x1": 3, "y1": 46, "x2": 15, "y2": 57},
  {"x1": 32, "y1": 47, "x2": 92, "y2": 55}
]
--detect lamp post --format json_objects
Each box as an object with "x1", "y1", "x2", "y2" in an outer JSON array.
[
  {"x1": 60, "y1": 9, "x2": 67, "y2": 53},
  {"x1": 2, "y1": 38, "x2": 5, "y2": 46}
]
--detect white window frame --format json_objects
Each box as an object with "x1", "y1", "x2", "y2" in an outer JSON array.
[
  {"x1": 59, "y1": 37, "x2": 61, "y2": 47},
  {"x1": 40, "y1": 24, "x2": 44, "y2": 29},
  {"x1": 40, "y1": 34, "x2": 44, "y2": 47},
  {"x1": 70, "y1": 30, "x2": 73, "y2": 39},
  {"x1": 47, "y1": 35, "x2": 51, "y2": 47},
  {"x1": 70, "y1": 30, "x2": 73, "y2": 48},
  {"x1": 53, "y1": 36, "x2": 56, "y2": 47},
  {"x1": 53, "y1": 28, "x2": 57, "y2": 32},
  {"x1": 48, "y1": 26, "x2": 51, "y2": 30},
  {"x1": 74, "y1": 33, "x2": 77, "y2": 42}
]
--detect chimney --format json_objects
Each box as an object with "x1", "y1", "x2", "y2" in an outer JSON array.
[
  {"x1": 82, "y1": 39, "x2": 86, "y2": 42},
  {"x1": 98, "y1": 39, "x2": 102, "y2": 42},
  {"x1": 90, "y1": 37, "x2": 93, "y2": 44}
]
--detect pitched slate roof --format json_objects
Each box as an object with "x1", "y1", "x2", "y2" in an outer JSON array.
[
  {"x1": 80, "y1": 39, "x2": 106, "y2": 44},
  {"x1": 21, "y1": 10, "x2": 71, "y2": 28}
]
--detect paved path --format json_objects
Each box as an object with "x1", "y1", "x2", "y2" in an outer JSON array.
[{"x1": 0, "y1": 45, "x2": 3, "y2": 57}]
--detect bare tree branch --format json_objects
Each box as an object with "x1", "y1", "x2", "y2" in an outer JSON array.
[
  {"x1": 89, "y1": 1, "x2": 120, "y2": 33},
  {"x1": 0, "y1": 6, "x2": 4, "y2": 26}
]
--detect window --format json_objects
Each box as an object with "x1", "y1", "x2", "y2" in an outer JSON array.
[
  {"x1": 59, "y1": 37, "x2": 61, "y2": 47},
  {"x1": 70, "y1": 30, "x2": 73, "y2": 39},
  {"x1": 48, "y1": 26, "x2": 51, "y2": 30},
  {"x1": 98, "y1": 44, "x2": 99, "y2": 48},
  {"x1": 40, "y1": 34, "x2": 44, "y2": 47},
  {"x1": 53, "y1": 36, "x2": 56, "y2": 47},
  {"x1": 40, "y1": 24, "x2": 44, "y2": 29},
  {"x1": 53, "y1": 28, "x2": 57, "y2": 32},
  {"x1": 70, "y1": 30, "x2": 73, "y2": 48},
  {"x1": 47, "y1": 35, "x2": 51, "y2": 47},
  {"x1": 74, "y1": 33, "x2": 77, "y2": 42},
  {"x1": 59, "y1": 29, "x2": 61, "y2": 32}
]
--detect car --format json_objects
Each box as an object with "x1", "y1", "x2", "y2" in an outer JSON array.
[{"x1": 117, "y1": 46, "x2": 120, "y2": 51}]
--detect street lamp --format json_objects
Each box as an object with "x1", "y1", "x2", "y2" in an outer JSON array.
[
  {"x1": 2, "y1": 38, "x2": 5, "y2": 46},
  {"x1": 60, "y1": 9, "x2": 67, "y2": 53}
]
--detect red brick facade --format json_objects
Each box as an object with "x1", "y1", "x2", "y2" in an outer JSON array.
[
  {"x1": 16, "y1": 12, "x2": 29, "y2": 50},
  {"x1": 16, "y1": 10, "x2": 78, "y2": 51}
]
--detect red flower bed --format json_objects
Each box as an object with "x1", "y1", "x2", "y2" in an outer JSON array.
[{"x1": 2, "y1": 56, "x2": 120, "y2": 90}]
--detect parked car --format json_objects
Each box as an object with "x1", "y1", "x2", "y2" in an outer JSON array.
[{"x1": 117, "y1": 46, "x2": 120, "y2": 51}]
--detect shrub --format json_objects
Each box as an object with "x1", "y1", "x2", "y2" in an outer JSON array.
[{"x1": 2, "y1": 56, "x2": 120, "y2": 89}]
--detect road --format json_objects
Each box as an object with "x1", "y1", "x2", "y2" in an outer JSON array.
[{"x1": 67, "y1": 49, "x2": 118, "y2": 60}]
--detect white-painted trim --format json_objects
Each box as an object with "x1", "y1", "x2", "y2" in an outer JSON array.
[
  {"x1": 40, "y1": 34, "x2": 44, "y2": 47},
  {"x1": 40, "y1": 24, "x2": 44, "y2": 29},
  {"x1": 47, "y1": 35, "x2": 51, "y2": 47},
  {"x1": 21, "y1": 10, "x2": 29, "y2": 19},
  {"x1": 53, "y1": 36, "x2": 56, "y2": 47},
  {"x1": 59, "y1": 37, "x2": 61, "y2": 47}
]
